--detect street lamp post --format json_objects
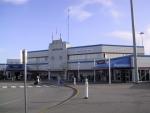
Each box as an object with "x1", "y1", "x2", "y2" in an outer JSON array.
[
  {"x1": 108, "y1": 57, "x2": 111, "y2": 84},
  {"x1": 105, "y1": 54, "x2": 111, "y2": 84},
  {"x1": 130, "y1": 0, "x2": 139, "y2": 83},
  {"x1": 22, "y1": 49, "x2": 28, "y2": 113},
  {"x1": 93, "y1": 59, "x2": 96, "y2": 83},
  {"x1": 78, "y1": 62, "x2": 80, "y2": 82}
]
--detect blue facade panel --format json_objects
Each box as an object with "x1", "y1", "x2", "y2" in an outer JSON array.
[{"x1": 95, "y1": 56, "x2": 131, "y2": 69}]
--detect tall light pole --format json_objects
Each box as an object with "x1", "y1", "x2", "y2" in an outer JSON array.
[
  {"x1": 93, "y1": 59, "x2": 96, "y2": 83},
  {"x1": 105, "y1": 54, "x2": 111, "y2": 84},
  {"x1": 108, "y1": 57, "x2": 111, "y2": 84},
  {"x1": 22, "y1": 49, "x2": 28, "y2": 113},
  {"x1": 130, "y1": 0, "x2": 139, "y2": 83},
  {"x1": 78, "y1": 62, "x2": 80, "y2": 82}
]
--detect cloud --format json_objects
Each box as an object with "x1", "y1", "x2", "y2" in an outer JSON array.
[
  {"x1": 69, "y1": 5, "x2": 92, "y2": 22},
  {"x1": 109, "y1": 8, "x2": 121, "y2": 20},
  {"x1": 1, "y1": 0, "x2": 29, "y2": 5},
  {"x1": 0, "y1": 48, "x2": 5, "y2": 53},
  {"x1": 67, "y1": 0, "x2": 121, "y2": 22},
  {"x1": 108, "y1": 29, "x2": 150, "y2": 55},
  {"x1": 143, "y1": 27, "x2": 150, "y2": 55}
]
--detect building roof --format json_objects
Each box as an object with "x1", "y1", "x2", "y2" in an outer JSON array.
[{"x1": 68, "y1": 44, "x2": 144, "y2": 49}]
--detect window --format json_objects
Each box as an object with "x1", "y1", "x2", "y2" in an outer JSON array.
[
  {"x1": 59, "y1": 56, "x2": 63, "y2": 60},
  {"x1": 51, "y1": 56, "x2": 54, "y2": 60},
  {"x1": 69, "y1": 53, "x2": 103, "y2": 60}
]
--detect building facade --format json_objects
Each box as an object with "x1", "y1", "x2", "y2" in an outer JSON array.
[{"x1": 0, "y1": 38, "x2": 150, "y2": 83}]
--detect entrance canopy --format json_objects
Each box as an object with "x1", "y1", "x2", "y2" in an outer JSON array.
[{"x1": 95, "y1": 56, "x2": 131, "y2": 69}]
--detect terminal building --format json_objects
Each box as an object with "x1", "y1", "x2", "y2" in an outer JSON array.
[{"x1": 0, "y1": 38, "x2": 150, "y2": 83}]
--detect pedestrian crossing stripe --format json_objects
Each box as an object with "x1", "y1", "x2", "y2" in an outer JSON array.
[
  {"x1": 0, "y1": 85, "x2": 50, "y2": 89},
  {"x1": 11, "y1": 86, "x2": 16, "y2": 88},
  {"x1": 2, "y1": 86, "x2": 7, "y2": 88}
]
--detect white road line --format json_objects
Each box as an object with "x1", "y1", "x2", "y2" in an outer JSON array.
[
  {"x1": 19, "y1": 86, "x2": 24, "y2": 88},
  {"x1": 27, "y1": 86, "x2": 33, "y2": 88},
  {"x1": 43, "y1": 85, "x2": 49, "y2": 87},
  {"x1": 2, "y1": 86, "x2": 7, "y2": 88},
  {"x1": 11, "y1": 86, "x2": 16, "y2": 88},
  {"x1": 0, "y1": 99, "x2": 22, "y2": 106},
  {"x1": 36, "y1": 85, "x2": 41, "y2": 88}
]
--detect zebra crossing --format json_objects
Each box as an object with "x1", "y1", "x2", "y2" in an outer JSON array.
[{"x1": 0, "y1": 85, "x2": 50, "y2": 89}]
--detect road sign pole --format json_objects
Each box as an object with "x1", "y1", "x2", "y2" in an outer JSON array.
[{"x1": 22, "y1": 49, "x2": 27, "y2": 113}]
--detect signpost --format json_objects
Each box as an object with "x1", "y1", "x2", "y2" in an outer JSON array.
[
  {"x1": 22, "y1": 49, "x2": 27, "y2": 113},
  {"x1": 94, "y1": 59, "x2": 96, "y2": 83},
  {"x1": 105, "y1": 54, "x2": 111, "y2": 84}
]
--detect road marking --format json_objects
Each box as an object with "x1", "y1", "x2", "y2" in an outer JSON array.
[
  {"x1": 36, "y1": 85, "x2": 41, "y2": 88},
  {"x1": 2, "y1": 86, "x2": 7, "y2": 88},
  {"x1": 11, "y1": 86, "x2": 16, "y2": 88},
  {"x1": 38, "y1": 85, "x2": 79, "y2": 113},
  {"x1": 19, "y1": 86, "x2": 24, "y2": 88},
  {"x1": 43, "y1": 85, "x2": 49, "y2": 87},
  {"x1": 28, "y1": 86, "x2": 33, "y2": 88},
  {"x1": 0, "y1": 99, "x2": 22, "y2": 106}
]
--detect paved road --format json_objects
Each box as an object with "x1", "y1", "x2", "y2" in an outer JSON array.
[
  {"x1": 0, "y1": 82, "x2": 74, "y2": 113},
  {"x1": 48, "y1": 83, "x2": 150, "y2": 113},
  {"x1": 1, "y1": 82, "x2": 150, "y2": 113}
]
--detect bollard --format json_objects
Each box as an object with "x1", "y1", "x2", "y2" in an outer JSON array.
[
  {"x1": 73, "y1": 77, "x2": 76, "y2": 85},
  {"x1": 84, "y1": 78, "x2": 88, "y2": 99}
]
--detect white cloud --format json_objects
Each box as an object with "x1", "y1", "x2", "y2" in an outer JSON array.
[
  {"x1": 108, "y1": 29, "x2": 150, "y2": 55},
  {"x1": 143, "y1": 27, "x2": 150, "y2": 55},
  {"x1": 69, "y1": 5, "x2": 92, "y2": 22},
  {"x1": 109, "y1": 31, "x2": 132, "y2": 41},
  {"x1": 2, "y1": 0, "x2": 29, "y2": 5},
  {"x1": 67, "y1": 0, "x2": 121, "y2": 22},
  {"x1": 109, "y1": 8, "x2": 121, "y2": 20}
]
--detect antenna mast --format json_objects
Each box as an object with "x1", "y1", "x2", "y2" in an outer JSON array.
[
  {"x1": 51, "y1": 32, "x2": 53, "y2": 42},
  {"x1": 67, "y1": 8, "x2": 70, "y2": 43}
]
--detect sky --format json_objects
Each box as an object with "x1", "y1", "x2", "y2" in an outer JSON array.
[{"x1": 0, "y1": 0, "x2": 150, "y2": 63}]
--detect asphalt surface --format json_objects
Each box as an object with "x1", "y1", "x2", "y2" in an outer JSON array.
[
  {"x1": 0, "y1": 82, "x2": 74, "y2": 113},
  {"x1": 1, "y1": 82, "x2": 150, "y2": 113},
  {"x1": 47, "y1": 83, "x2": 150, "y2": 113}
]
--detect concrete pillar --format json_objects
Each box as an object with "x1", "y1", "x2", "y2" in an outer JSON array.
[
  {"x1": 132, "y1": 69, "x2": 135, "y2": 82},
  {"x1": 144, "y1": 70, "x2": 146, "y2": 81},
  {"x1": 84, "y1": 78, "x2": 88, "y2": 99},
  {"x1": 149, "y1": 70, "x2": 150, "y2": 81},
  {"x1": 48, "y1": 71, "x2": 51, "y2": 80},
  {"x1": 113, "y1": 70, "x2": 116, "y2": 81},
  {"x1": 64, "y1": 70, "x2": 67, "y2": 80}
]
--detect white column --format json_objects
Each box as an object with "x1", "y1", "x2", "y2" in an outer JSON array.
[
  {"x1": 84, "y1": 78, "x2": 88, "y2": 99},
  {"x1": 48, "y1": 71, "x2": 51, "y2": 80},
  {"x1": 73, "y1": 77, "x2": 76, "y2": 85},
  {"x1": 132, "y1": 69, "x2": 135, "y2": 82},
  {"x1": 105, "y1": 54, "x2": 111, "y2": 84}
]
